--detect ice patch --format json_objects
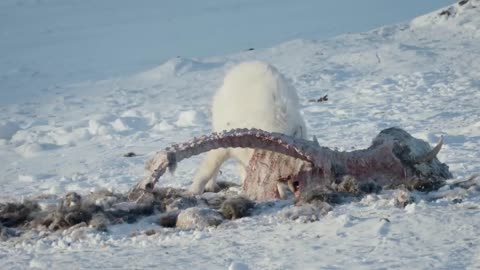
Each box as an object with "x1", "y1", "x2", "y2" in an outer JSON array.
[{"x1": 228, "y1": 262, "x2": 249, "y2": 270}]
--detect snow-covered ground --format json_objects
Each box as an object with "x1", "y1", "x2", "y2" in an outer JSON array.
[
  {"x1": 0, "y1": 0, "x2": 453, "y2": 105},
  {"x1": 1, "y1": 0, "x2": 480, "y2": 269}
]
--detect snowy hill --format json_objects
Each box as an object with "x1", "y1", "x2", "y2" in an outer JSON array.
[
  {"x1": 0, "y1": 0, "x2": 453, "y2": 104},
  {"x1": 1, "y1": 1, "x2": 480, "y2": 269}
]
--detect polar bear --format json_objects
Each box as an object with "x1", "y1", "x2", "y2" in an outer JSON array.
[{"x1": 189, "y1": 61, "x2": 307, "y2": 195}]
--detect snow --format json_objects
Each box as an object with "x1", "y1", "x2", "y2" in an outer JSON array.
[
  {"x1": 0, "y1": 0, "x2": 454, "y2": 105},
  {"x1": 1, "y1": 0, "x2": 480, "y2": 269},
  {"x1": 175, "y1": 110, "x2": 201, "y2": 127}
]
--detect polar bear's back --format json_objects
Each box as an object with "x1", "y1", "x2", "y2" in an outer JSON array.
[{"x1": 212, "y1": 61, "x2": 306, "y2": 138}]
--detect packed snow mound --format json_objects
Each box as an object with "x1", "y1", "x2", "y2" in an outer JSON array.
[
  {"x1": 411, "y1": 0, "x2": 480, "y2": 29},
  {"x1": 175, "y1": 110, "x2": 204, "y2": 127}
]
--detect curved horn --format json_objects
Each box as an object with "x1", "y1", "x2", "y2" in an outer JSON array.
[
  {"x1": 414, "y1": 136, "x2": 443, "y2": 164},
  {"x1": 130, "y1": 128, "x2": 321, "y2": 194}
]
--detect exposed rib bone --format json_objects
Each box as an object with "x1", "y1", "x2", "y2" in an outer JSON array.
[
  {"x1": 132, "y1": 128, "x2": 320, "y2": 193},
  {"x1": 166, "y1": 128, "x2": 318, "y2": 164}
]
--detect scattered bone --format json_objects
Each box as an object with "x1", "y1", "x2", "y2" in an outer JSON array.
[{"x1": 449, "y1": 174, "x2": 480, "y2": 190}]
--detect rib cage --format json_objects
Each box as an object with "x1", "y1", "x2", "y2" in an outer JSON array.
[
  {"x1": 164, "y1": 128, "x2": 318, "y2": 165},
  {"x1": 133, "y1": 128, "x2": 320, "y2": 193}
]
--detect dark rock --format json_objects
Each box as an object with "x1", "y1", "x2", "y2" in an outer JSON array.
[
  {"x1": 123, "y1": 152, "x2": 137, "y2": 157},
  {"x1": 158, "y1": 211, "x2": 180, "y2": 227},
  {"x1": 0, "y1": 201, "x2": 40, "y2": 227},
  {"x1": 220, "y1": 197, "x2": 255, "y2": 220}
]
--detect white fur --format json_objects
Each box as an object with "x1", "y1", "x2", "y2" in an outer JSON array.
[{"x1": 189, "y1": 61, "x2": 307, "y2": 194}]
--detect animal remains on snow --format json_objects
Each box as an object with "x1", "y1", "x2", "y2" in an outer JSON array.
[
  {"x1": 131, "y1": 127, "x2": 453, "y2": 203},
  {"x1": 0, "y1": 61, "x2": 467, "y2": 238}
]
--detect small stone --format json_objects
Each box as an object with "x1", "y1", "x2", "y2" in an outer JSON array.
[
  {"x1": 158, "y1": 211, "x2": 180, "y2": 227},
  {"x1": 220, "y1": 197, "x2": 254, "y2": 220},
  {"x1": 123, "y1": 152, "x2": 137, "y2": 157},
  {"x1": 452, "y1": 198, "x2": 463, "y2": 204},
  {"x1": 176, "y1": 207, "x2": 224, "y2": 229},
  {"x1": 145, "y1": 229, "x2": 156, "y2": 236}
]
